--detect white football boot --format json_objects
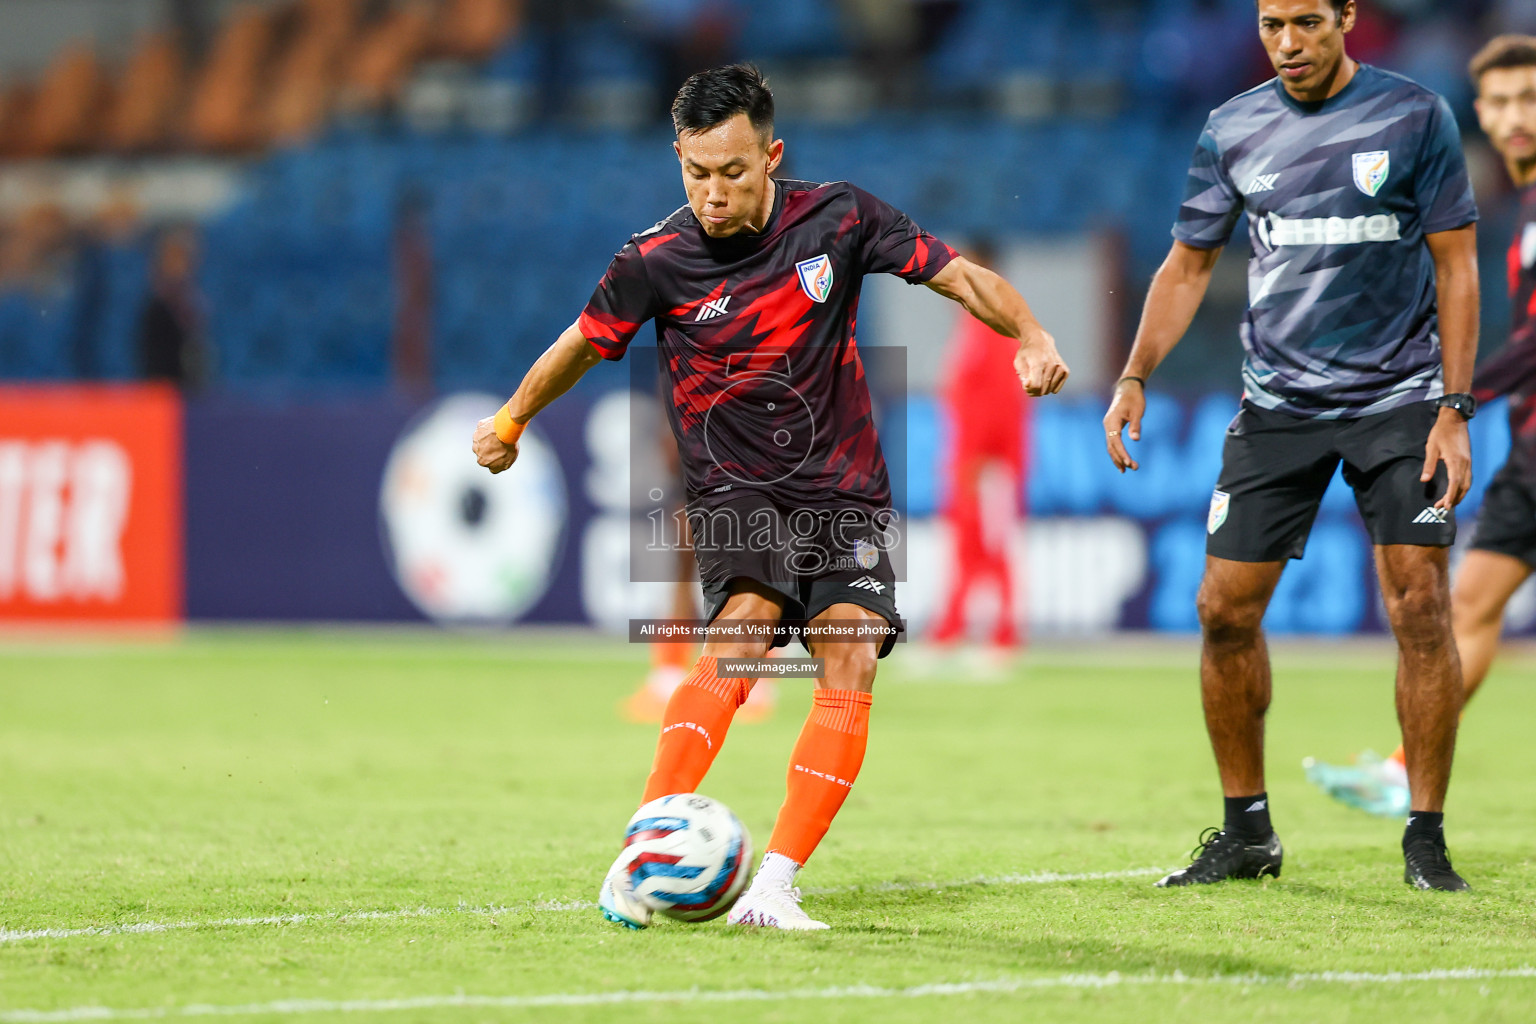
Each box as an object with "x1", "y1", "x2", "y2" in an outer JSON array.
[
  {"x1": 726, "y1": 880, "x2": 830, "y2": 930},
  {"x1": 597, "y1": 848, "x2": 652, "y2": 930}
]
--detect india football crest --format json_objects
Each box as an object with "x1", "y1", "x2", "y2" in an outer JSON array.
[
  {"x1": 854, "y1": 538, "x2": 880, "y2": 570},
  {"x1": 1352, "y1": 151, "x2": 1390, "y2": 197},
  {"x1": 795, "y1": 254, "x2": 834, "y2": 303},
  {"x1": 1208, "y1": 490, "x2": 1230, "y2": 535}
]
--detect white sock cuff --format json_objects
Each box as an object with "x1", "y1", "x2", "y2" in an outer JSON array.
[{"x1": 754, "y1": 851, "x2": 800, "y2": 889}]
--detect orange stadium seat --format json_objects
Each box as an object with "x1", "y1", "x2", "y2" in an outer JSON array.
[
  {"x1": 264, "y1": 0, "x2": 366, "y2": 144},
  {"x1": 433, "y1": 0, "x2": 520, "y2": 62},
  {"x1": 26, "y1": 43, "x2": 111, "y2": 156},
  {"x1": 0, "y1": 82, "x2": 36, "y2": 158},
  {"x1": 104, "y1": 32, "x2": 187, "y2": 154},
  {"x1": 342, "y1": 2, "x2": 436, "y2": 111},
  {"x1": 186, "y1": 6, "x2": 280, "y2": 153}
]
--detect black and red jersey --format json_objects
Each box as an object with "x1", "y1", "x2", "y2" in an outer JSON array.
[
  {"x1": 1476, "y1": 184, "x2": 1536, "y2": 445},
  {"x1": 578, "y1": 178, "x2": 956, "y2": 511}
]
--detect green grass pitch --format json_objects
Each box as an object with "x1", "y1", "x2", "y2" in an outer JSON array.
[{"x1": 2, "y1": 630, "x2": 1534, "y2": 1022}]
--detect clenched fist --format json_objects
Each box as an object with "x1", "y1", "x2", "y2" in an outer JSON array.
[{"x1": 473, "y1": 416, "x2": 518, "y2": 474}]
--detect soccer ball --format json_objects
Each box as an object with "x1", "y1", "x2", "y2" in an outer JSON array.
[{"x1": 622, "y1": 793, "x2": 752, "y2": 921}]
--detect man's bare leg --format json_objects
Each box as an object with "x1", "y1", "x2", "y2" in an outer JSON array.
[
  {"x1": 1305, "y1": 550, "x2": 1529, "y2": 815},
  {"x1": 1197, "y1": 557, "x2": 1285, "y2": 797},
  {"x1": 1450, "y1": 549, "x2": 1528, "y2": 702},
  {"x1": 1158, "y1": 556, "x2": 1285, "y2": 886},
  {"x1": 1374, "y1": 544, "x2": 1471, "y2": 890},
  {"x1": 1379, "y1": 550, "x2": 1528, "y2": 763},
  {"x1": 1375, "y1": 545, "x2": 1462, "y2": 813}
]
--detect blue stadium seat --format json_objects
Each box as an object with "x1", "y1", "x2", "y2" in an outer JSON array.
[{"x1": 739, "y1": 0, "x2": 847, "y2": 61}]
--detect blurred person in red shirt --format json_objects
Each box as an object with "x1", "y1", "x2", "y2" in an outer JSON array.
[{"x1": 930, "y1": 241, "x2": 1028, "y2": 653}]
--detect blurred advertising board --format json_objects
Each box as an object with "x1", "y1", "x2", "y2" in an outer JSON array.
[
  {"x1": 0, "y1": 385, "x2": 182, "y2": 623},
  {"x1": 26, "y1": 386, "x2": 1505, "y2": 636}
]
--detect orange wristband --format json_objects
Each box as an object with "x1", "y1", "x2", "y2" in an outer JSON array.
[{"x1": 493, "y1": 403, "x2": 525, "y2": 445}]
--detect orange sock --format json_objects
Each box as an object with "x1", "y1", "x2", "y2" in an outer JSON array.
[
  {"x1": 641, "y1": 656, "x2": 751, "y2": 803},
  {"x1": 766, "y1": 689, "x2": 873, "y2": 866},
  {"x1": 1389, "y1": 745, "x2": 1406, "y2": 767}
]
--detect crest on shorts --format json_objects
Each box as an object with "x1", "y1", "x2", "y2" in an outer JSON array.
[
  {"x1": 854, "y1": 538, "x2": 880, "y2": 570},
  {"x1": 1352, "y1": 151, "x2": 1390, "y2": 197},
  {"x1": 795, "y1": 254, "x2": 834, "y2": 303},
  {"x1": 1208, "y1": 489, "x2": 1231, "y2": 535}
]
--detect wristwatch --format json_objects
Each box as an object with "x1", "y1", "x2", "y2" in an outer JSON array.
[{"x1": 1435, "y1": 393, "x2": 1477, "y2": 420}]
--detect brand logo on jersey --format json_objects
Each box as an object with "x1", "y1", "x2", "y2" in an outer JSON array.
[
  {"x1": 854, "y1": 539, "x2": 880, "y2": 570},
  {"x1": 1256, "y1": 212, "x2": 1401, "y2": 248},
  {"x1": 1413, "y1": 506, "x2": 1450, "y2": 525},
  {"x1": 795, "y1": 254, "x2": 834, "y2": 303},
  {"x1": 848, "y1": 575, "x2": 886, "y2": 594},
  {"x1": 694, "y1": 294, "x2": 732, "y2": 322},
  {"x1": 1245, "y1": 173, "x2": 1281, "y2": 194},
  {"x1": 1208, "y1": 489, "x2": 1230, "y2": 535},
  {"x1": 1352, "y1": 150, "x2": 1390, "y2": 197}
]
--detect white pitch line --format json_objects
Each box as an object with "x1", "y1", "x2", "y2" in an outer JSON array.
[
  {"x1": 0, "y1": 902, "x2": 574, "y2": 946},
  {"x1": 806, "y1": 865, "x2": 1169, "y2": 894},
  {"x1": 0, "y1": 866, "x2": 1168, "y2": 946},
  {"x1": 4, "y1": 968, "x2": 1536, "y2": 1022}
]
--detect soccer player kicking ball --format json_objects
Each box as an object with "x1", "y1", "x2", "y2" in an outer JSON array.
[
  {"x1": 1307, "y1": 36, "x2": 1536, "y2": 819},
  {"x1": 1103, "y1": 0, "x2": 1480, "y2": 892},
  {"x1": 472, "y1": 64, "x2": 1069, "y2": 929}
]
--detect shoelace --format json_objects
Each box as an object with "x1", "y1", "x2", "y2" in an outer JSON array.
[
  {"x1": 1188, "y1": 826, "x2": 1229, "y2": 862},
  {"x1": 1405, "y1": 833, "x2": 1454, "y2": 869}
]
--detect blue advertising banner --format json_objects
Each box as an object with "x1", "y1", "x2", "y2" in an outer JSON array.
[{"x1": 180, "y1": 389, "x2": 1520, "y2": 635}]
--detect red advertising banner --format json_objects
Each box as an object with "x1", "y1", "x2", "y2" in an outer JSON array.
[{"x1": 0, "y1": 385, "x2": 182, "y2": 622}]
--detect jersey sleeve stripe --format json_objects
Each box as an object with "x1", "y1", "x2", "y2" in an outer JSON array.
[{"x1": 577, "y1": 310, "x2": 638, "y2": 359}]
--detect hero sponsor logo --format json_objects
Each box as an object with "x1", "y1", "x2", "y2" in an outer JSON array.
[{"x1": 1256, "y1": 212, "x2": 1401, "y2": 248}]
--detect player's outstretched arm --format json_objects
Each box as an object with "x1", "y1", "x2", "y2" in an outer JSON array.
[
  {"x1": 924, "y1": 256, "x2": 1069, "y2": 396},
  {"x1": 472, "y1": 323, "x2": 604, "y2": 474},
  {"x1": 1104, "y1": 240, "x2": 1221, "y2": 472},
  {"x1": 1424, "y1": 224, "x2": 1479, "y2": 509}
]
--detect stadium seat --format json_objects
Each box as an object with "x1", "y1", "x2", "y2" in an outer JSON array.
[
  {"x1": 186, "y1": 6, "x2": 279, "y2": 152},
  {"x1": 104, "y1": 32, "x2": 186, "y2": 153},
  {"x1": 25, "y1": 44, "x2": 109, "y2": 156},
  {"x1": 739, "y1": 0, "x2": 848, "y2": 61}
]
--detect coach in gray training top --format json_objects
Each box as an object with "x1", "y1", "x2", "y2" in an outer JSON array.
[{"x1": 1103, "y1": 0, "x2": 1480, "y2": 891}]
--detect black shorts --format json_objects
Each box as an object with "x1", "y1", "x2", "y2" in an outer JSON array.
[
  {"x1": 1207, "y1": 400, "x2": 1454, "y2": 563},
  {"x1": 689, "y1": 490, "x2": 903, "y2": 657},
  {"x1": 1470, "y1": 444, "x2": 1536, "y2": 568}
]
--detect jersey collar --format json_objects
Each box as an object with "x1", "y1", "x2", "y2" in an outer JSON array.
[
  {"x1": 701, "y1": 178, "x2": 782, "y2": 254},
  {"x1": 1273, "y1": 60, "x2": 1368, "y2": 114}
]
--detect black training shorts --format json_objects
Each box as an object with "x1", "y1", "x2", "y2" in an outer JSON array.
[
  {"x1": 1470, "y1": 443, "x2": 1536, "y2": 568},
  {"x1": 688, "y1": 489, "x2": 903, "y2": 657},
  {"x1": 1207, "y1": 400, "x2": 1454, "y2": 563}
]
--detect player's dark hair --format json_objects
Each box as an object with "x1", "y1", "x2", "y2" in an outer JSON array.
[
  {"x1": 1470, "y1": 35, "x2": 1536, "y2": 85},
  {"x1": 1255, "y1": 0, "x2": 1351, "y2": 18},
  {"x1": 671, "y1": 63, "x2": 774, "y2": 141}
]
